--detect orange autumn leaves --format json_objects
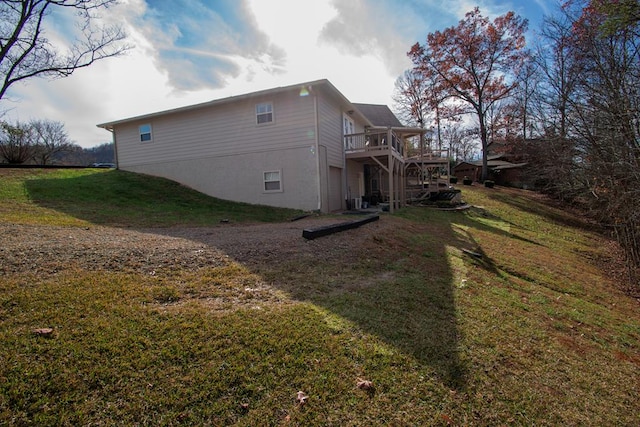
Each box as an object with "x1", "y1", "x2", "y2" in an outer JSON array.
[{"x1": 407, "y1": 7, "x2": 528, "y2": 181}]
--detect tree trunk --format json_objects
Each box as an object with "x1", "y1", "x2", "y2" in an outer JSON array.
[{"x1": 479, "y1": 112, "x2": 489, "y2": 182}]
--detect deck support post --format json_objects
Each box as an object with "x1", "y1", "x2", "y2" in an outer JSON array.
[{"x1": 387, "y1": 127, "x2": 394, "y2": 213}]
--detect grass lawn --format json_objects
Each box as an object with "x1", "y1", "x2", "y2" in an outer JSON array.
[
  {"x1": 1, "y1": 169, "x2": 639, "y2": 426},
  {"x1": 0, "y1": 168, "x2": 301, "y2": 226}
]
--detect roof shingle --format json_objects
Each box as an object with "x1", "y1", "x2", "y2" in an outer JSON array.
[{"x1": 352, "y1": 103, "x2": 404, "y2": 127}]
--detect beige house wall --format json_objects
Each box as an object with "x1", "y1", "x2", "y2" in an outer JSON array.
[
  {"x1": 346, "y1": 159, "x2": 364, "y2": 202},
  {"x1": 104, "y1": 80, "x2": 374, "y2": 213},
  {"x1": 315, "y1": 91, "x2": 368, "y2": 210},
  {"x1": 316, "y1": 92, "x2": 344, "y2": 210},
  {"x1": 115, "y1": 90, "x2": 317, "y2": 168},
  {"x1": 126, "y1": 146, "x2": 319, "y2": 211},
  {"x1": 316, "y1": 92, "x2": 345, "y2": 168},
  {"x1": 112, "y1": 88, "x2": 324, "y2": 211}
]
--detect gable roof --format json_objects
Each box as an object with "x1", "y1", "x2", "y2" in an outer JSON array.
[
  {"x1": 97, "y1": 79, "x2": 369, "y2": 130},
  {"x1": 352, "y1": 103, "x2": 404, "y2": 127}
]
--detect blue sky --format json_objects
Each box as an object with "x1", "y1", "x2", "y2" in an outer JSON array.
[{"x1": 3, "y1": 0, "x2": 559, "y2": 148}]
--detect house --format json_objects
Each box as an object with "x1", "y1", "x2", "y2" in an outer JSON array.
[
  {"x1": 98, "y1": 79, "x2": 443, "y2": 213},
  {"x1": 453, "y1": 153, "x2": 528, "y2": 186}
]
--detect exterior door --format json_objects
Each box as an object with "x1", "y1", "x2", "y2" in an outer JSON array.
[{"x1": 329, "y1": 166, "x2": 343, "y2": 211}]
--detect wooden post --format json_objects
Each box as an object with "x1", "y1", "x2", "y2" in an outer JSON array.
[
  {"x1": 387, "y1": 127, "x2": 394, "y2": 213},
  {"x1": 400, "y1": 160, "x2": 406, "y2": 207}
]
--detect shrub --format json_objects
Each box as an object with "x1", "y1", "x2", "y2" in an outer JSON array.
[
  {"x1": 449, "y1": 176, "x2": 458, "y2": 184},
  {"x1": 484, "y1": 180, "x2": 495, "y2": 188}
]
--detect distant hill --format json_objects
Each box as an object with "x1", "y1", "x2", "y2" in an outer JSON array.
[{"x1": 50, "y1": 142, "x2": 115, "y2": 166}]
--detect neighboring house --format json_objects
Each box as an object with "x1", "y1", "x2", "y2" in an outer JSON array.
[
  {"x1": 453, "y1": 153, "x2": 528, "y2": 187},
  {"x1": 98, "y1": 79, "x2": 432, "y2": 213}
]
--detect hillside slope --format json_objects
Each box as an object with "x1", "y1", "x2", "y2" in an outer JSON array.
[{"x1": 0, "y1": 169, "x2": 638, "y2": 425}]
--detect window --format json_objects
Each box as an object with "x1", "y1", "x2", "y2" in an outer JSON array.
[
  {"x1": 263, "y1": 170, "x2": 282, "y2": 192},
  {"x1": 139, "y1": 124, "x2": 152, "y2": 142},
  {"x1": 256, "y1": 102, "x2": 273, "y2": 124},
  {"x1": 343, "y1": 114, "x2": 355, "y2": 149}
]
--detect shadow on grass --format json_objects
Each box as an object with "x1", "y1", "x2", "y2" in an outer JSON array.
[
  {"x1": 486, "y1": 189, "x2": 595, "y2": 232},
  {"x1": 452, "y1": 222, "x2": 502, "y2": 276},
  {"x1": 465, "y1": 206, "x2": 544, "y2": 247},
  {"x1": 24, "y1": 170, "x2": 299, "y2": 226},
  {"x1": 246, "y1": 209, "x2": 492, "y2": 392},
  {"x1": 22, "y1": 171, "x2": 517, "y2": 392}
]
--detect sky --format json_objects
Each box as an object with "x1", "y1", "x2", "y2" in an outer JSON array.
[{"x1": 2, "y1": 0, "x2": 559, "y2": 148}]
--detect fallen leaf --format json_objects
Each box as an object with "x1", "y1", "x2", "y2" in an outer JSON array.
[
  {"x1": 33, "y1": 328, "x2": 54, "y2": 337},
  {"x1": 356, "y1": 378, "x2": 374, "y2": 390},
  {"x1": 295, "y1": 391, "x2": 308, "y2": 406},
  {"x1": 441, "y1": 414, "x2": 454, "y2": 425}
]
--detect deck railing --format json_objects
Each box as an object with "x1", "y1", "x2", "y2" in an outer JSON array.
[
  {"x1": 344, "y1": 130, "x2": 404, "y2": 157},
  {"x1": 406, "y1": 148, "x2": 450, "y2": 162}
]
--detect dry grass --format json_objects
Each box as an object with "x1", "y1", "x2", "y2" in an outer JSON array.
[{"x1": 0, "y1": 170, "x2": 639, "y2": 425}]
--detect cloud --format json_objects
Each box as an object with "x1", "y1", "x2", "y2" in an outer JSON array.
[
  {"x1": 128, "y1": 0, "x2": 286, "y2": 91},
  {"x1": 319, "y1": 0, "x2": 417, "y2": 76},
  {"x1": 316, "y1": 0, "x2": 512, "y2": 77},
  {"x1": 1, "y1": 0, "x2": 553, "y2": 149},
  {"x1": 3, "y1": 63, "x2": 115, "y2": 146}
]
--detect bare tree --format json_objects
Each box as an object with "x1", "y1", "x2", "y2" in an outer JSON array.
[
  {"x1": 0, "y1": 0, "x2": 129, "y2": 101},
  {"x1": 393, "y1": 69, "x2": 428, "y2": 128},
  {"x1": 0, "y1": 120, "x2": 33, "y2": 163},
  {"x1": 529, "y1": 0, "x2": 640, "y2": 284},
  {"x1": 568, "y1": 0, "x2": 640, "y2": 277},
  {"x1": 394, "y1": 67, "x2": 462, "y2": 155},
  {"x1": 444, "y1": 125, "x2": 478, "y2": 162},
  {"x1": 512, "y1": 60, "x2": 540, "y2": 141},
  {"x1": 534, "y1": 13, "x2": 582, "y2": 139},
  {"x1": 30, "y1": 119, "x2": 74, "y2": 164}
]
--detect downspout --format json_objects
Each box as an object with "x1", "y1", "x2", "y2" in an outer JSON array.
[
  {"x1": 313, "y1": 89, "x2": 322, "y2": 211},
  {"x1": 101, "y1": 126, "x2": 119, "y2": 169},
  {"x1": 111, "y1": 128, "x2": 119, "y2": 169}
]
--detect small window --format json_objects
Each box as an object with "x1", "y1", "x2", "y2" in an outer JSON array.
[
  {"x1": 256, "y1": 102, "x2": 273, "y2": 124},
  {"x1": 139, "y1": 124, "x2": 152, "y2": 142},
  {"x1": 263, "y1": 170, "x2": 281, "y2": 192}
]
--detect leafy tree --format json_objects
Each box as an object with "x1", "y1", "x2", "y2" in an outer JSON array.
[
  {"x1": 409, "y1": 7, "x2": 528, "y2": 181},
  {"x1": 0, "y1": 120, "x2": 32, "y2": 163},
  {"x1": 589, "y1": 0, "x2": 640, "y2": 35},
  {"x1": 392, "y1": 69, "x2": 439, "y2": 158},
  {"x1": 0, "y1": 0, "x2": 129, "y2": 101}
]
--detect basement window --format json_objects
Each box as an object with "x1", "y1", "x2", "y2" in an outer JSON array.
[
  {"x1": 263, "y1": 170, "x2": 282, "y2": 192},
  {"x1": 256, "y1": 102, "x2": 273, "y2": 124},
  {"x1": 139, "y1": 124, "x2": 152, "y2": 142}
]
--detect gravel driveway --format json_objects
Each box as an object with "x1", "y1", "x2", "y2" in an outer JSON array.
[{"x1": 0, "y1": 215, "x2": 395, "y2": 277}]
